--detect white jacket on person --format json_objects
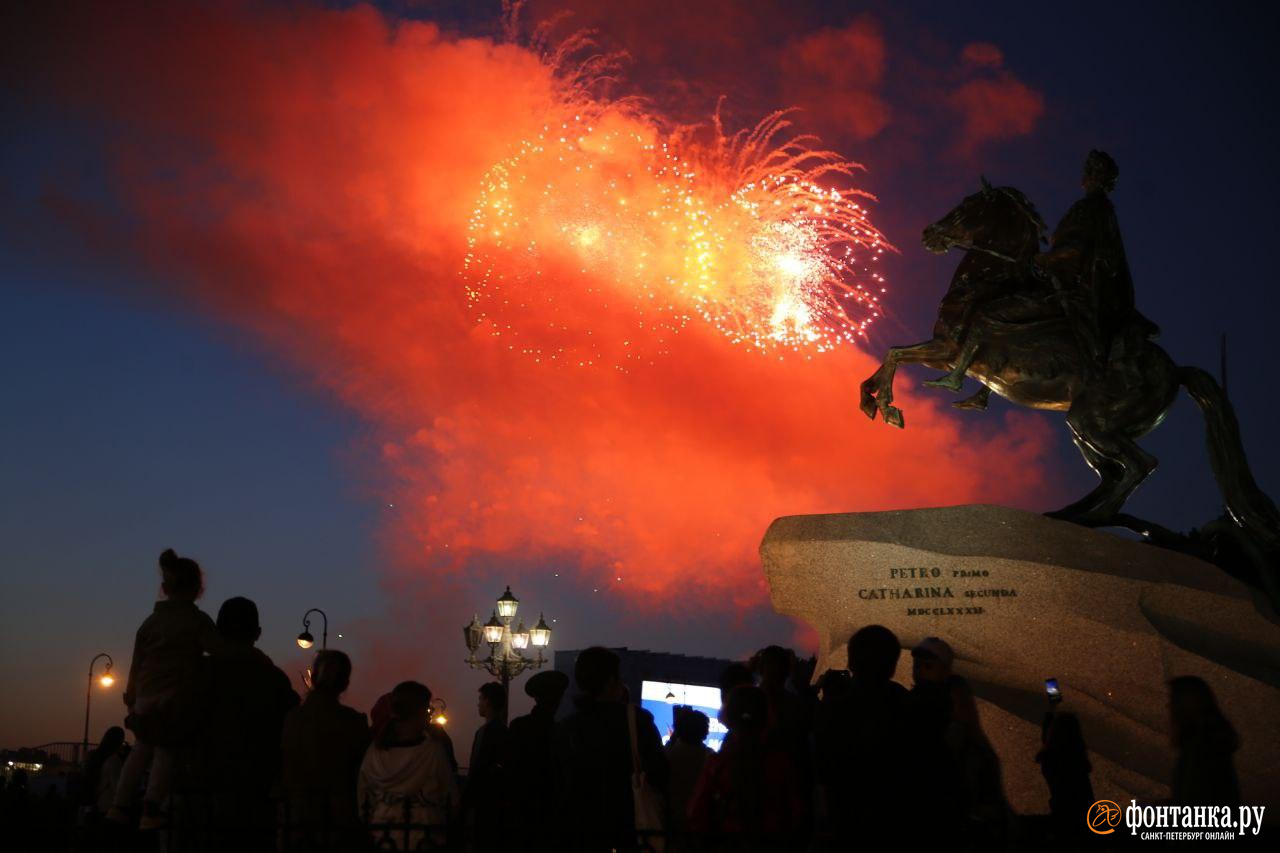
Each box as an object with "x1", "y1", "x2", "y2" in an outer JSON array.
[{"x1": 358, "y1": 734, "x2": 458, "y2": 848}]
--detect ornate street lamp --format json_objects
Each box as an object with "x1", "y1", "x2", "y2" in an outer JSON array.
[
  {"x1": 463, "y1": 586, "x2": 553, "y2": 723},
  {"x1": 529, "y1": 614, "x2": 552, "y2": 648},
  {"x1": 297, "y1": 608, "x2": 328, "y2": 650},
  {"x1": 496, "y1": 586, "x2": 519, "y2": 621},
  {"x1": 482, "y1": 612, "x2": 504, "y2": 645},
  {"x1": 463, "y1": 615, "x2": 483, "y2": 656},
  {"x1": 510, "y1": 621, "x2": 530, "y2": 650},
  {"x1": 82, "y1": 653, "x2": 114, "y2": 763}
]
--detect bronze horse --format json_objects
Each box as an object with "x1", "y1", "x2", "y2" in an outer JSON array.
[{"x1": 859, "y1": 183, "x2": 1279, "y2": 594}]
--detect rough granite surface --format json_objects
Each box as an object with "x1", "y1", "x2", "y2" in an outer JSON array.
[{"x1": 761, "y1": 504, "x2": 1280, "y2": 815}]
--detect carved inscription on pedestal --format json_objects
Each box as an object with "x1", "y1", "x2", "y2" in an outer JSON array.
[{"x1": 855, "y1": 566, "x2": 1018, "y2": 616}]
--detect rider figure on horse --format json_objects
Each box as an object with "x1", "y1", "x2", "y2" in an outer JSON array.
[
  {"x1": 862, "y1": 151, "x2": 1280, "y2": 606},
  {"x1": 927, "y1": 149, "x2": 1160, "y2": 397}
]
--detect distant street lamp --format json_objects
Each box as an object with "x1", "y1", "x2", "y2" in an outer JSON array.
[
  {"x1": 82, "y1": 653, "x2": 114, "y2": 763},
  {"x1": 297, "y1": 608, "x2": 328, "y2": 650},
  {"x1": 463, "y1": 586, "x2": 553, "y2": 723}
]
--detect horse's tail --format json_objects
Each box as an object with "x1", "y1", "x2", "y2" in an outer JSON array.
[{"x1": 1180, "y1": 366, "x2": 1280, "y2": 553}]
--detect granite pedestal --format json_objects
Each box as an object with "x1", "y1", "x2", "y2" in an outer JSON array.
[{"x1": 760, "y1": 504, "x2": 1280, "y2": 814}]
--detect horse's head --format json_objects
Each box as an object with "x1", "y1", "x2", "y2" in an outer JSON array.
[{"x1": 922, "y1": 177, "x2": 1046, "y2": 262}]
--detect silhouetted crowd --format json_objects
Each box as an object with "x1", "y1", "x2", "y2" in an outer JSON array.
[{"x1": 4, "y1": 549, "x2": 1249, "y2": 852}]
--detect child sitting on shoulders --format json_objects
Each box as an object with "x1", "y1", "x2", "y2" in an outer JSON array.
[{"x1": 108, "y1": 548, "x2": 222, "y2": 829}]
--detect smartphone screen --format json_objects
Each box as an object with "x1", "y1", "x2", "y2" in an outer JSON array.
[{"x1": 1045, "y1": 677, "x2": 1063, "y2": 703}]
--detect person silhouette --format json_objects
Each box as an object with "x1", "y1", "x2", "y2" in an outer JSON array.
[
  {"x1": 664, "y1": 706, "x2": 712, "y2": 839},
  {"x1": 81, "y1": 726, "x2": 126, "y2": 818},
  {"x1": 718, "y1": 662, "x2": 753, "y2": 698},
  {"x1": 815, "y1": 625, "x2": 909, "y2": 850},
  {"x1": 463, "y1": 682, "x2": 509, "y2": 851},
  {"x1": 109, "y1": 549, "x2": 222, "y2": 830},
  {"x1": 946, "y1": 676, "x2": 1010, "y2": 850},
  {"x1": 1036, "y1": 711, "x2": 1093, "y2": 842},
  {"x1": 359, "y1": 681, "x2": 458, "y2": 852},
  {"x1": 281, "y1": 650, "x2": 370, "y2": 850},
  {"x1": 506, "y1": 670, "x2": 570, "y2": 851},
  {"x1": 688, "y1": 685, "x2": 805, "y2": 851},
  {"x1": 905, "y1": 637, "x2": 961, "y2": 846},
  {"x1": 556, "y1": 646, "x2": 668, "y2": 852},
  {"x1": 1168, "y1": 676, "x2": 1240, "y2": 808},
  {"x1": 190, "y1": 596, "x2": 298, "y2": 850}
]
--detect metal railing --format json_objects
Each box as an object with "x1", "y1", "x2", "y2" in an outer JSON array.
[
  {"x1": 8, "y1": 741, "x2": 93, "y2": 768},
  {"x1": 70, "y1": 791, "x2": 806, "y2": 853}
]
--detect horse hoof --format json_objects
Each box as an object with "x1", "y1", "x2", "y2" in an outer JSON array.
[
  {"x1": 1044, "y1": 507, "x2": 1110, "y2": 527},
  {"x1": 859, "y1": 396, "x2": 879, "y2": 421},
  {"x1": 884, "y1": 406, "x2": 905, "y2": 429}
]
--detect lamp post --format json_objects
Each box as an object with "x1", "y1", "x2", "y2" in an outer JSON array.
[
  {"x1": 463, "y1": 586, "x2": 553, "y2": 723},
  {"x1": 297, "y1": 608, "x2": 328, "y2": 650},
  {"x1": 83, "y1": 653, "x2": 115, "y2": 764}
]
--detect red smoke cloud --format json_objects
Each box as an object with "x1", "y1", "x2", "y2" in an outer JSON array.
[
  {"x1": 961, "y1": 42, "x2": 1007, "y2": 69},
  {"x1": 949, "y1": 42, "x2": 1046, "y2": 153},
  {"x1": 779, "y1": 17, "x2": 890, "y2": 142},
  {"x1": 520, "y1": 2, "x2": 1047, "y2": 165},
  {"x1": 21, "y1": 2, "x2": 1059, "y2": 607}
]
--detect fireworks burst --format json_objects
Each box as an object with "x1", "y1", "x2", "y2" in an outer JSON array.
[
  {"x1": 463, "y1": 102, "x2": 891, "y2": 369},
  {"x1": 679, "y1": 108, "x2": 891, "y2": 353}
]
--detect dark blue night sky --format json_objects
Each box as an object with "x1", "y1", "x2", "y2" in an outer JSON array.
[{"x1": 3, "y1": 0, "x2": 1278, "y2": 747}]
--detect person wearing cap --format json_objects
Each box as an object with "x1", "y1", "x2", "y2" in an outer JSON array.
[
  {"x1": 911, "y1": 636, "x2": 955, "y2": 687},
  {"x1": 908, "y1": 636, "x2": 956, "y2": 761},
  {"x1": 907, "y1": 636, "x2": 963, "y2": 845},
  {"x1": 908, "y1": 636, "x2": 956, "y2": 766},
  {"x1": 503, "y1": 670, "x2": 569, "y2": 850}
]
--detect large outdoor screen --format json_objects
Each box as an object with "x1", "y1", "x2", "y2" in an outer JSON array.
[{"x1": 640, "y1": 680, "x2": 726, "y2": 752}]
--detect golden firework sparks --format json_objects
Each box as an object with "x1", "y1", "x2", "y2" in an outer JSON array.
[{"x1": 463, "y1": 107, "x2": 891, "y2": 369}]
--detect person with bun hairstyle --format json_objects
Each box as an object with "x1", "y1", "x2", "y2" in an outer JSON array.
[{"x1": 108, "y1": 548, "x2": 222, "y2": 829}]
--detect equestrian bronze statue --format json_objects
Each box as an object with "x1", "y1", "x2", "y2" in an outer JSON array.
[{"x1": 859, "y1": 151, "x2": 1279, "y2": 609}]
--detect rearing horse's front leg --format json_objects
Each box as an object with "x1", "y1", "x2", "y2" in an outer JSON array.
[
  {"x1": 860, "y1": 349, "x2": 906, "y2": 427},
  {"x1": 861, "y1": 337, "x2": 961, "y2": 428},
  {"x1": 860, "y1": 361, "x2": 891, "y2": 421}
]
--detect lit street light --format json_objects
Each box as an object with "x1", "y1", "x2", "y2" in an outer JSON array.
[
  {"x1": 82, "y1": 653, "x2": 114, "y2": 764},
  {"x1": 463, "y1": 586, "x2": 553, "y2": 723},
  {"x1": 297, "y1": 608, "x2": 328, "y2": 650}
]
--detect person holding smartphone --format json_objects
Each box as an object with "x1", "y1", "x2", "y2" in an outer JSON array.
[{"x1": 1037, "y1": 682, "x2": 1094, "y2": 843}]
